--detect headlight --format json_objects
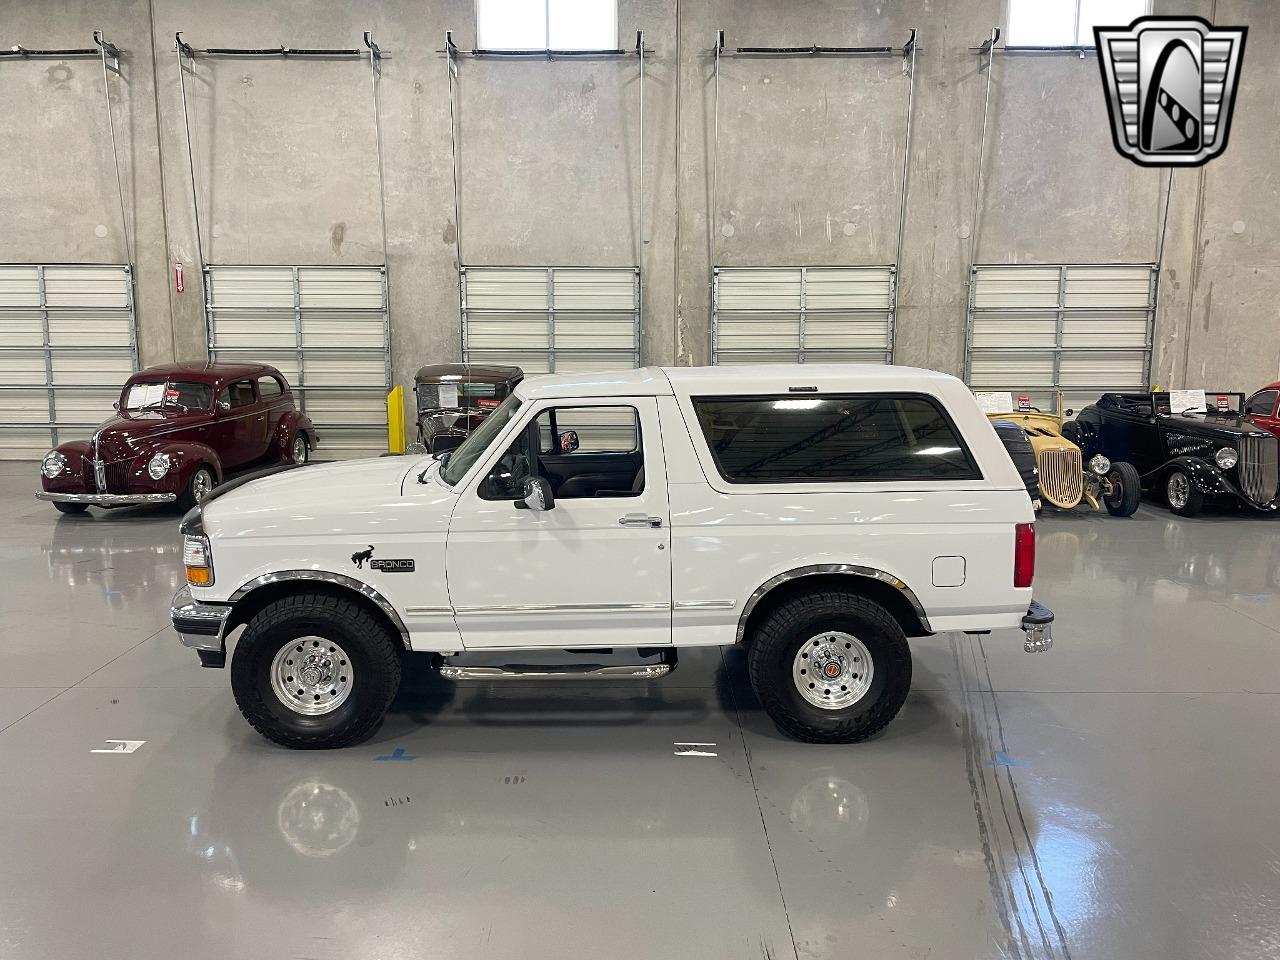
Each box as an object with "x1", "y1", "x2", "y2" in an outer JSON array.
[
  {"x1": 183, "y1": 534, "x2": 214, "y2": 586},
  {"x1": 41, "y1": 451, "x2": 67, "y2": 479},
  {"x1": 1088, "y1": 454, "x2": 1111, "y2": 476},
  {"x1": 148, "y1": 452, "x2": 172, "y2": 480},
  {"x1": 1214, "y1": 447, "x2": 1238, "y2": 470}
]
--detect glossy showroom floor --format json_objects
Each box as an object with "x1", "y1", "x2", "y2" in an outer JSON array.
[{"x1": 3, "y1": 461, "x2": 1280, "y2": 960}]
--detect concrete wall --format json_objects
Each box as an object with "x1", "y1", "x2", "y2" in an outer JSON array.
[{"x1": 1, "y1": 0, "x2": 1276, "y2": 420}]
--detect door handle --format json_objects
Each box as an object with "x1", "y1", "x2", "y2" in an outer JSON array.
[{"x1": 619, "y1": 513, "x2": 662, "y2": 528}]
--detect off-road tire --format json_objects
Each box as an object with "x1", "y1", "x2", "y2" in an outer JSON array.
[
  {"x1": 231, "y1": 592, "x2": 402, "y2": 749},
  {"x1": 52, "y1": 502, "x2": 88, "y2": 515},
  {"x1": 1104, "y1": 461, "x2": 1142, "y2": 517},
  {"x1": 1165, "y1": 468, "x2": 1205, "y2": 518},
  {"x1": 746, "y1": 590, "x2": 912, "y2": 744}
]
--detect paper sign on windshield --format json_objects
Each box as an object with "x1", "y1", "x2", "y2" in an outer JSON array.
[
  {"x1": 974, "y1": 392, "x2": 1014, "y2": 415},
  {"x1": 1170, "y1": 389, "x2": 1207, "y2": 414}
]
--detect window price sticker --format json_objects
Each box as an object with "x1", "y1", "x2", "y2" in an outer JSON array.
[
  {"x1": 1170, "y1": 389, "x2": 1207, "y2": 414},
  {"x1": 974, "y1": 392, "x2": 1014, "y2": 415}
]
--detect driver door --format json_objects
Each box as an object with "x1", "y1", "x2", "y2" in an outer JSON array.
[{"x1": 444, "y1": 397, "x2": 671, "y2": 649}]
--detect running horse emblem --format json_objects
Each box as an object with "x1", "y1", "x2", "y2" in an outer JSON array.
[{"x1": 351, "y1": 545, "x2": 375, "y2": 569}]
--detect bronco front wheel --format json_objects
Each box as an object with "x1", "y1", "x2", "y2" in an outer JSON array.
[
  {"x1": 231, "y1": 592, "x2": 402, "y2": 749},
  {"x1": 746, "y1": 590, "x2": 912, "y2": 744}
]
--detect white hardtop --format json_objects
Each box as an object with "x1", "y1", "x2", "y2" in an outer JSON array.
[{"x1": 514, "y1": 364, "x2": 963, "y2": 402}]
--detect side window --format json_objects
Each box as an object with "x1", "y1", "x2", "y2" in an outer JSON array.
[
  {"x1": 478, "y1": 405, "x2": 644, "y2": 501},
  {"x1": 1246, "y1": 391, "x2": 1278, "y2": 417},
  {"x1": 258, "y1": 376, "x2": 283, "y2": 400},
  {"x1": 691, "y1": 394, "x2": 981, "y2": 483},
  {"x1": 219, "y1": 380, "x2": 257, "y2": 410},
  {"x1": 536, "y1": 406, "x2": 640, "y2": 455}
]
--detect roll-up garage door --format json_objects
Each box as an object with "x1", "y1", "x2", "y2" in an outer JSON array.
[
  {"x1": 712, "y1": 266, "x2": 896, "y2": 365},
  {"x1": 206, "y1": 265, "x2": 389, "y2": 460},
  {"x1": 966, "y1": 264, "x2": 1156, "y2": 411},
  {"x1": 0, "y1": 264, "x2": 136, "y2": 459},
  {"x1": 461, "y1": 266, "x2": 640, "y2": 375}
]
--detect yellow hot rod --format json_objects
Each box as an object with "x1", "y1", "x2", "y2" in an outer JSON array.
[{"x1": 977, "y1": 393, "x2": 1141, "y2": 517}]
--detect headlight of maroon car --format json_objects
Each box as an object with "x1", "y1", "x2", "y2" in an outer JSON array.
[
  {"x1": 148, "y1": 452, "x2": 173, "y2": 480},
  {"x1": 41, "y1": 451, "x2": 67, "y2": 479}
]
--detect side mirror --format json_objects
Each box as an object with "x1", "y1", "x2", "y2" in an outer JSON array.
[
  {"x1": 1064, "y1": 408, "x2": 1074, "y2": 418},
  {"x1": 516, "y1": 476, "x2": 555, "y2": 512},
  {"x1": 112, "y1": 401, "x2": 120, "y2": 411},
  {"x1": 558, "y1": 430, "x2": 579, "y2": 453}
]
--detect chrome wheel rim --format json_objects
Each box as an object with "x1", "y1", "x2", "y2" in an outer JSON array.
[
  {"x1": 1167, "y1": 472, "x2": 1190, "y2": 509},
  {"x1": 270, "y1": 637, "x2": 354, "y2": 716},
  {"x1": 192, "y1": 469, "x2": 214, "y2": 503},
  {"x1": 792, "y1": 632, "x2": 874, "y2": 710},
  {"x1": 292, "y1": 436, "x2": 307, "y2": 464}
]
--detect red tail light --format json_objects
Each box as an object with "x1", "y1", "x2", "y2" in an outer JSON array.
[{"x1": 1014, "y1": 523, "x2": 1035, "y2": 588}]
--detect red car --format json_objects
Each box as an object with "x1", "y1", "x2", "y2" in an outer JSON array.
[
  {"x1": 36, "y1": 362, "x2": 316, "y2": 514},
  {"x1": 1245, "y1": 383, "x2": 1280, "y2": 440}
]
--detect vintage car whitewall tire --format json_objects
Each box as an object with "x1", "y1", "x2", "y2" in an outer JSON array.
[
  {"x1": 1165, "y1": 468, "x2": 1205, "y2": 518},
  {"x1": 1104, "y1": 461, "x2": 1142, "y2": 517},
  {"x1": 231, "y1": 592, "x2": 402, "y2": 749},
  {"x1": 291, "y1": 434, "x2": 309, "y2": 465},
  {"x1": 746, "y1": 589, "x2": 912, "y2": 744}
]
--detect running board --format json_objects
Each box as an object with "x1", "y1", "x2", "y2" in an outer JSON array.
[{"x1": 439, "y1": 652, "x2": 676, "y2": 682}]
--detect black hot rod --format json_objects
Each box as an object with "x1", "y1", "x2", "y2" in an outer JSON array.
[{"x1": 1065, "y1": 391, "x2": 1280, "y2": 517}]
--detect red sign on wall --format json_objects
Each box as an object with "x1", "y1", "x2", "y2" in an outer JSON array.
[{"x1": 1016, "y1": 394, "x2": 1032, "y2": 412}]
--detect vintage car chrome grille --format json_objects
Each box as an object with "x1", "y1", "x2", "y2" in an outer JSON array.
[
  {"x1": 104, "y1": 462, "x2": 132, "y2": 493},
  {"x1": 1038, "y1": 447, "x2": 1084, "y2": 508},
  {"x1": 1238, "y1": 434, "x2": 1279, "y2": 505}
]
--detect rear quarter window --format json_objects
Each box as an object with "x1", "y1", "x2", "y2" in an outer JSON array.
[{"x1": 691, "y1": 394, "x2": 981, "y2": 483}]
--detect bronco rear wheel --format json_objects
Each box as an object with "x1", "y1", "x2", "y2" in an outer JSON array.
[
  {"x1": 747, "y1": 589, "x2": 911, "y2": 744},
  {"x1": 231, "y1": 592, "x2": 402, "y2": 749},
  {"x1": 1104, "y1": 461, "x2": 1142, "y2": 517}
]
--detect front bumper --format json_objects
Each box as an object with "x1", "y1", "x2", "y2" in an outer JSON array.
[
  {"x1": 171, "y1": 586, "x2": 232, "y2": 667},
  {"x1": 37, "y1": 491, "x2": 176, "y2": 507},
  {"x1": 1022, "y1": 599, "x2": 1054, "y2": 653}
]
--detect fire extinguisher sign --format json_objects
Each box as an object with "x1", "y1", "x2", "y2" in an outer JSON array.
[{"x1": 174, "y1": 262, "x2": 185, "y2": 294}]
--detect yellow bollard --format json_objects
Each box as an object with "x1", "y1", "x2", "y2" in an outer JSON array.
[{"x1": 387, "y1": 385, "x2": 406, "y2": 455}]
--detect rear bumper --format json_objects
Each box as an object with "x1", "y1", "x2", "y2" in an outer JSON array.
[
  {"x1": 1021, "y1": 599, "x2": 1054, "y2": 653},
  {"x1": 171, "y1": 586, "x2": 231, "y2": 667},
  {"x1": 36, "y1": 491, "x2": 177, "y2": 506}
]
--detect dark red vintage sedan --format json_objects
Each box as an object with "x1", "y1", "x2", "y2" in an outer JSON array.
[
  {"x1": 1245, "y1": 382, "x2": 1280, "y2": 441},
  {"x1": 36, "y1": 362, "x2": 316, "y2": 514}
]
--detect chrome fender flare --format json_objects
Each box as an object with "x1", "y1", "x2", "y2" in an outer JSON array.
[
  {"x1": 735, "y1": 563, "x2": 933, "y2": 644},
  {"x1": 228, "y1": 569, "x2": 411, "y2": 649}
]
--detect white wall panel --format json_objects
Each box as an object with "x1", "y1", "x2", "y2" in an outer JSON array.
[
  {"x1": 0, "y1": 264, "x2": 136, "y2": 459},
  {"x1": 712, "y1": 266, "x2": 895, "y2": 365},
  {"x1": 462, "y1": 266, "x2": 640, "y2": 373},
  {"x1": 206, "y1": 265, "x2": 390, "y2": 460},
  {"x1": 967, "y1": 263, "x2": 1155, "y2": 411}
]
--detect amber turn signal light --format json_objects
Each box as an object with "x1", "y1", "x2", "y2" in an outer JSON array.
[{"x1": 186, "y1": 566, "x2": 212, "y2": 586}]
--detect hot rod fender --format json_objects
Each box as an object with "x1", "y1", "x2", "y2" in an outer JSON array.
[
  {"x1": 135, "y1": 440, "x2": 225, "y2": 491},
  {"x1": 1156, "y1": 455, "x2": 1234, "y2": 497},
  {"x1": 269, "y1": 410, "x2": 316, "y2": 460}
]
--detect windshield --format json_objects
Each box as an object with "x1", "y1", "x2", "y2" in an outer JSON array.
[
  {"x1": 122, "y1": 380, "x2": 213, "y2": 411},
  {"x1": 440, "y1": 394, "x2": 523, "y2": 486}
]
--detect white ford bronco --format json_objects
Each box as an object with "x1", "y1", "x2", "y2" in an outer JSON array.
[{"x1": 172, "y1": 365, "x2": 1053, "y2": 749}]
